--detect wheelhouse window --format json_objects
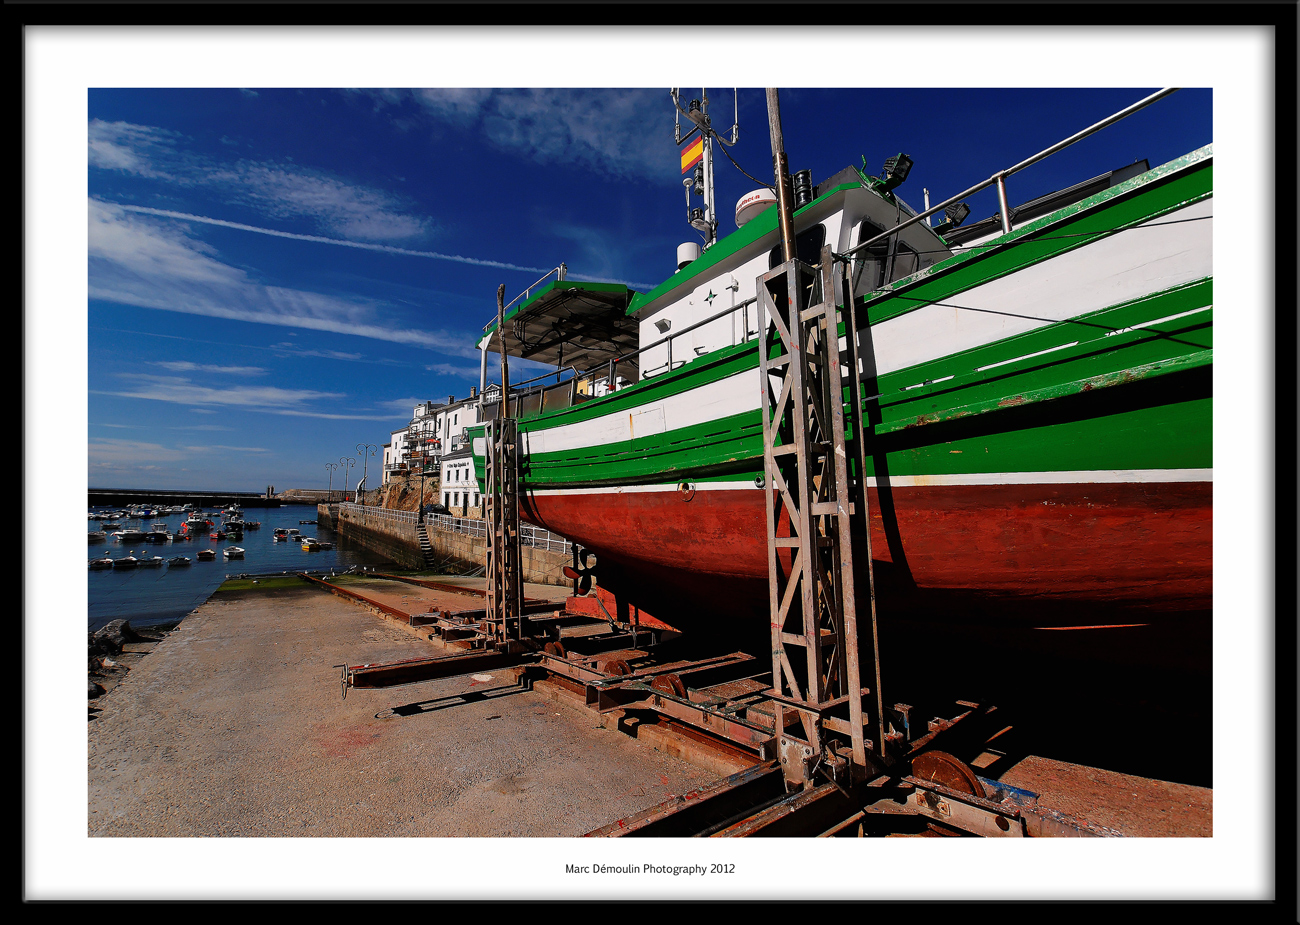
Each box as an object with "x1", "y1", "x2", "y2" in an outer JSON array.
[
  {"x1": 851, "y1": 219, "x2": 890, "y2": 297},
  {"x1": 768, "y1": 223, "x2": 827, "y2": 270},
  {"x1": 889, "y1": 242, "x2": 920, "y2": 283}
]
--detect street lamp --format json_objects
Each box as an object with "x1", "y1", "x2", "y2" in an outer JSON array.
[
  {"x1": 356, "y1": 443, "x2": 379, "y2": 505},
  {"x1": 339, "y1": 456, "x2": 356, "y2": 503},
  {"x1": 326, "y1": 462, "x2": 338, "y2": 503},
  {"x1": 417, "y1": 451, "x2": 427, "y2": 524}
]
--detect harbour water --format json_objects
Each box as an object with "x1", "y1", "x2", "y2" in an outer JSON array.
[{"x1": 87, "y1": 503, "x2": 400, "y2": 631}]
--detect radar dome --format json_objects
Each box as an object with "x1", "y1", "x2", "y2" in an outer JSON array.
[{"x1": 735, "y1": 188, "x2": 777, "y2": 228}]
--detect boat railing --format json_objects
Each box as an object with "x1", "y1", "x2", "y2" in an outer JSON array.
[
  {"x1": 841, "y1": 87, "x2": 1178, "y2": 262},
  {"x1": 595, "y1": 295, "x2": 760, "y2": 388},
  {"x1": 482, "y1": 263, "x2": 568, "y2": 333},
  {"x1": 485, "y1": 89, "x2": 1177, "y2": 411}
]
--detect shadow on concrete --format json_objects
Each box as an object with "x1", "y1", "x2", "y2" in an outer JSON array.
[{"x1": 380, "y1": 682, "x2": 528, "y2": 719}]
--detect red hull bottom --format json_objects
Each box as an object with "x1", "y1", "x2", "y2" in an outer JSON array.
[{"x1": 522, "y1": 481, "x2": 1212, "y2": 626}]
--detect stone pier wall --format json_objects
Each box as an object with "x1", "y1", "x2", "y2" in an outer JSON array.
[{"x1": 317, "y1": 503, "x2": 570, "y2": 586}]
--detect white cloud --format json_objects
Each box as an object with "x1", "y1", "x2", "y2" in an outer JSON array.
[
  {"x1": 104, "y1": 373, "x2": 343, "y2": 410},
  {"x1": 182, "y1": 445, "x2": 269, "y2": 453},
  {"x1": 386, "y1": 89, "x2": 678, "y2": 183},
  {"x1": 87, "y1": 120, "x2": 180, "y2": 178},
  {"x1": 89, "y1": 437, "x2": 188, "y2": 466},
  {"x1": 151, "y1": 361, "x2": 268, "y2": 376},
  {"x1": 88, "y1": 118, "x2": 429, "y2": 242},
  {"x1": 423, "y1": 362, "x2": 481, "y2": 378},
  {"x1": 88, "y1": 199, "x2": 479, "y2": 354}
]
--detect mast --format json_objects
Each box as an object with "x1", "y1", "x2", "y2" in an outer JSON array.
[{"x1": 673, "y1": 88, "x2": 738, "y2": 249}]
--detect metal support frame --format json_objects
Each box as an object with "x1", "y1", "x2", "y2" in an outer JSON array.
[
  {"x1": 485, "y1": 283, "x2": 524, "y2": 649},
  {"x1": 485, "y1": 415, "x2": 523, "y2": 647},
  {"x1": 757, "y1": 245, "x2": 885, "y2": 789}
]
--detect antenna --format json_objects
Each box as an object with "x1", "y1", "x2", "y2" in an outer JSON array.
[{"x1": 671, "y1": 88, "x2": 739, "y2": 249}]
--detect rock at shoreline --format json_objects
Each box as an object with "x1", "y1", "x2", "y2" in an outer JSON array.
[
  {"x1": 89, "y1": 619, "x2": 157, "y2": 657},
  {"x1": 89, "y1": 680, "x2": 105, "y2": 699}
]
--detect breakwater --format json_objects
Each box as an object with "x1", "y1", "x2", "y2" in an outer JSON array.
[
  {"x1": 89, "y1": 488, "x2": 284, "y2": 508},
  {"x1": 318, "y1": 503, "x2": 571, "y2": 585}
]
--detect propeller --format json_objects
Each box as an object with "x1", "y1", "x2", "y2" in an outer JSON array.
[{"x1": 562, "y1": 547, "x2": 598, "y2": 595}]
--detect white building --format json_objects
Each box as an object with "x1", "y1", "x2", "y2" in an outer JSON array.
[
  {"x1": 381, "y1": 386, "x2": 502, "y2": 490},
  {"x1": 439, "y1": 447, "x2": 480, "y2": 516}
]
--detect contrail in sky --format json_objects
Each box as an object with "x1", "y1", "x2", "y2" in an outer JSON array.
[{"x1": 111, "y1": 203, "x2": 656, "y2": 290}]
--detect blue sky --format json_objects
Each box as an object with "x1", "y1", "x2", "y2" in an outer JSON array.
[{"x1": 87, "y1": 86, "x2": 1210, "y2": 492}]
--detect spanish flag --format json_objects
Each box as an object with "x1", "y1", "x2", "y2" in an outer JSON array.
[{"x1": 680, "y1": 135, "x2": 704, "y2": 174}]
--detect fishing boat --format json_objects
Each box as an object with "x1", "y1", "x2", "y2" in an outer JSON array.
[
  {"x1": 469, "y1": 89, "x2": 1212, "y2": 627},
  {"x1": 138, "y1": 553, "x2": 165, "y2": 567},
  {"x1": 89, "y1": 556, "x2": 114, "y2": 570},
  {"x1": 223, "y1": 546, "x2": 245, "y2": 559},
  {"x1": 301, "y1": 538, "x2": 320, "y2": 551},
  {"x1": 88, "y1": 530, "x2": 107, "y2": 542},
  {"x1": 196, "y1": 549, "x2": 216, "y2": 561},
  {"x1": 168, "y1": 556, "x2": 192, "y2": 566},
  {"x1": 113, "y1": 552, "x2": 139, "y2": 569}
]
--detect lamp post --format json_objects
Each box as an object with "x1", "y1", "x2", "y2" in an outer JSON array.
[
  {"x1": 339, "y1": 456, "x2": 356, "y2": 503},
  {"x1": 326, "y1": 462, "x2": 338, "y2": 503},
  {"x1": 356, "y1": 443, "x2": 379, "y2": 506}
]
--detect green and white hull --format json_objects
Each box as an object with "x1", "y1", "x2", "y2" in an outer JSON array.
[{"x1": 474, "y1": 146, "x2": 1212, "y2": 623}]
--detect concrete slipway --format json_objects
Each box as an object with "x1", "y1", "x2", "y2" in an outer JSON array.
[{"x1": 81, "y1": 572, "x2": 1214, "y2": 899}]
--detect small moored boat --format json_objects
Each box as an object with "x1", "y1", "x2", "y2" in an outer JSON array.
[
  {"x1": 89, "y1": 556, "x2": 114, "y2": 570},
  {"x1": 224, "y1": 546, "x2": 245, "y2": 559},
  {"x1": 138, "y1": 554, "x2": 165, "y2": 567},
  {"x1": 113, "y1": 552, "x2": 139, "y2": 569},
  {"x1": 197, "y1": 549, "x2": 216, "y2": 561},
  {"x1": 168, "y1": 556, "x2": 192, "y2": 566}
]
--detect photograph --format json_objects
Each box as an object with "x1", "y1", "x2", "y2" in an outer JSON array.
[{"x1": 24, "y1": 21, "x2": 1284, "y2": 905}]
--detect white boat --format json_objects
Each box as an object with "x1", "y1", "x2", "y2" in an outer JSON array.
[
  {"x1": 301, "y1": 538, "x2": 320, "y2": 550},
  {"x1": 88, "y1": 531, "x2": 107, "y2": 542},
  {"x1": 223, "y1": 546, "x2": 245, "y2": 559},
  {"x1": 89, "y1": 556, "x2": 114, "y2": 570},
  {"x1": 113, "y1": 552, "x2": 139, "y2": 569},
  {"x1": 168, "y1": 556, "x2": 191, "y2": 566},
  {"x1": 138, "y1": 554, "x2": 165, "y2": 567},
  {"x1": 196, "y1": 549, "x2": 216, "y2": 561}
]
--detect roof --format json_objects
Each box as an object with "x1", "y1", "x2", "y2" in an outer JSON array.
[{"x1": 476, "y1": 281, "x2": 639, "y2": 370}]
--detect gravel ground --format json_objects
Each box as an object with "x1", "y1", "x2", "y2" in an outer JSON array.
[{"x1": 88, "y1": 583, "x2": 718, "y2": 838}]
